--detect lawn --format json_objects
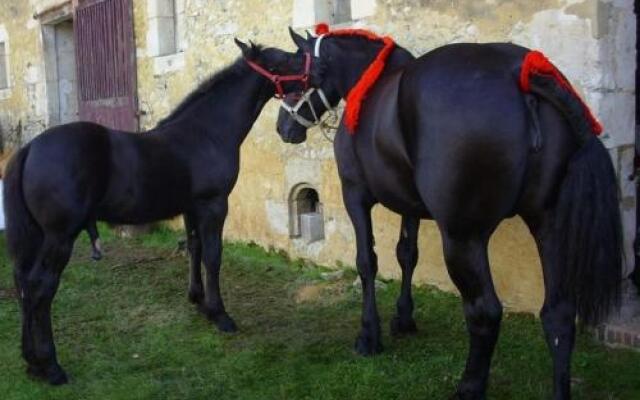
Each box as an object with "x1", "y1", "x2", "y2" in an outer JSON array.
[{"x1": 0, "y1": 226, "x2": 639, "y2": 399}]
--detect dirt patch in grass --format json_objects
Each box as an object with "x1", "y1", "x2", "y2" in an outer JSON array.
[{"x1": 295, "y1": 283, "x2": 327, "y2": 303}]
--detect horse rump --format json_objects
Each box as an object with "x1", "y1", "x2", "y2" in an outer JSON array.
[{"x1": 3, "y1": 145, "x2": 43, "y2": 278}]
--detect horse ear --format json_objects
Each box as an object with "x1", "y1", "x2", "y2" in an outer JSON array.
[
  {"x1": 234, "y1": 38, "x2": 252, "y2": 58},
  {"x1": 288, "y1": 26, "x2": 308, "y2": 51},
  {"x1": 305, "y1": 30, "x2": 314, "y2": 40}
]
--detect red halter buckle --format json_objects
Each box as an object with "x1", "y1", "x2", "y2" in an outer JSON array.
[{"x1": 245, "y1": 52, "x2": 311, "y2": 99}]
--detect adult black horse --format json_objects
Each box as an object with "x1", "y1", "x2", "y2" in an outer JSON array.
[
  {"x1": 2, "y1": 40, "x2": 308, "y2": 385},
  {"x1": 275, "y1": 27, "x2": 622, "y2": 400}
]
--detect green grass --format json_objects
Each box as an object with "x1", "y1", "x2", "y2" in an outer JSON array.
[{"x1": 0, "y1": 226, "x2": 639, "y2": 399}]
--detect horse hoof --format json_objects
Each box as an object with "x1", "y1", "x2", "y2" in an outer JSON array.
[
  {"x1": 450, "y1": 387, "x2": 486, "y2": 400},
  {"x1": 354, "y1": 333, "x2": 383, "y2": 356},
  {"x1": 91, "y1": 251, "x2": 102, "y2": 261},
  {"x1": 188, "y1": 289, "x2": 204, "y2": 305},
  {"x1": 27, "y1": 364, "x2": 69, "y2": 385},
  {"x1": 449, "y1": 393, "x2": 485, "y2": 400},
  {"x1": 198, "y1": 305, "x2": 238, "y2": 332},
  {"x1": 213, "y1": 312, "x2": 238, "y2": 333},
  {"x1": 390, "y1": 315, "x2": 418, "y2": 337}
]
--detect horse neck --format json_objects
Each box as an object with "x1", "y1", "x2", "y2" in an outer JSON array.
[
  {"x1": 328, "y1": 40, "x2": 409, "y2": 99},
  {"x1": 387, "y1": 45, "x2": 416, "y2": 69},
  {"x1": 159, "y1": 69, "x2": 271, "y2": 147}
]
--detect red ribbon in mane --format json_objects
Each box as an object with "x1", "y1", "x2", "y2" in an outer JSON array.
[
  {"x1": 520, "y1": 50, "x2": 603, "y2": 135},
  {"x1": 315, "y1": 23, "x2": 395, "y2": 134}
]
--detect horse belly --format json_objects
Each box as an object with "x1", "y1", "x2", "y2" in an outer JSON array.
[
  {"x1": 368, "y1": 169, "x2": 427, "y2": 217},
  {"x1": 96, "y1": 138, "x2": 192, "y2": 224}
]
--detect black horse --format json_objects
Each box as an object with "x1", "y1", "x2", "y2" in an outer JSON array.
[
  {"x1": 3, "y1": 40, "x2": 306, "y2": 385},
  {"x1": 276, "y1": 30, "x2": 622, "y2": 400}
]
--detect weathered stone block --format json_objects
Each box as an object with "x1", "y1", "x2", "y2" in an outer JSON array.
[{"x1": 301, "y1": 212, "x2": 324, "y2": 244}]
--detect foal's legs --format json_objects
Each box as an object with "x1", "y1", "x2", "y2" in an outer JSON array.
[
  {"x1": 343, "y1": 185, "x2": 382, "y2": 355},
  {"x1": 525, "y1": 214, "x2": 575, "y2": 400},
  {"x1": 390, "y1": 215, "x2": 420, "y2": 336},
  {"x1": 86, "y1": 221, "x2": 102, "y2": 261},
  {"x1": 21, "y1": 234, "x2": 74, "y2": 385},
  {"x1": 196, "y1": 197, "x2": 237, "y2": 332},
  {"x1": 184, "y1": 212, "x2": 204, "y2": 305},
  {"x1": 441, "y1": 231, "x2": 502, "y2": 400}
]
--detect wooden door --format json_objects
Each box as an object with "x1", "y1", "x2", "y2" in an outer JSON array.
[{"x1": 74, "y1": 0, "x2": 138, "y2": 131}]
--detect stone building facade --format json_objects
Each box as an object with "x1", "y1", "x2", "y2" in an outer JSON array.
[{"x1": 0, "y1": 0, "x2": 636, "y2": 314}]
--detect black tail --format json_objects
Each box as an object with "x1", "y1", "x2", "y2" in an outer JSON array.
[
  {"x1": 530, "y1": 77, "x2": 622, "y2": 326},
  {"x1": 3, "y1": 145, "x2": 43, "y2": 274}
]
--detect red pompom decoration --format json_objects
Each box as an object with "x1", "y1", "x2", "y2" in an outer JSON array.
[
  {"x1": 315, "y1": 23, "x2": 330, "y2": 35},
  {"x1": 520, "y1": 50, "x2": 603, "y2": 135}
]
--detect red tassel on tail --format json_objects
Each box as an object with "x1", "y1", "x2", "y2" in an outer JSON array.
[{"x1": 520, "y1": 50, "x2": 603, "y2": 135}]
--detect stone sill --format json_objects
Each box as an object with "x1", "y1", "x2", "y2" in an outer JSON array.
[
  {"x1": 153, "y1": 52, "x2": 185, "y2": 76},
  {"x1": 0, "y1": 87, "x2": 12, "y2": 101}
]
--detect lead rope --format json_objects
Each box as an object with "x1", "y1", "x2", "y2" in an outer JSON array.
[{"x1": 318, "y1": 102, "x2": 342, "y2": 143}]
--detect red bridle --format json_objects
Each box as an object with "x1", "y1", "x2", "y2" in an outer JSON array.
[{"x1": 245, "y1": 52, "x2": 312, "y2": 99}]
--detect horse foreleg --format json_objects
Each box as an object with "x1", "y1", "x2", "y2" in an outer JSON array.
[
  {"x1": 343, "y1": 185, "x2": 382, "y2": 355},
  {"x1": 184, "y1": 212, "x2": 204, "y2": 305},
  {"x1": 525, "y1": 214, "x2": 575, "y2": 400},
  {"x1": 442, "y1": 231, "x2": 502, "y2": 400},
  {"x1": 390, "y1": 215, "x2": 420, "y2": 336},
  {"x1": 196, "y1": 197, "x2": 237, "y2": 332}
]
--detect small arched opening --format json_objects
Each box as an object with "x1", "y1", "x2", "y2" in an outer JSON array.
[{"x1": 289, "y1": 184, "x2": 325, "y2": 243}]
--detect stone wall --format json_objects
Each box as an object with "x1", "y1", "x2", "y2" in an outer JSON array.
[
  {"x1": 136, "y1": 0, "x2": 634, "y2": 313},
  {"x1": 0, "y1": 1, "x2": 59, "y2": 148},
  {"x1": 0, "y1": 0, "x2": 635, "y2": 314}
]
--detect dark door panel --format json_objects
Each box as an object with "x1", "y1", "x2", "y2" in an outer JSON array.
[{"x1": 75, "y1": 0, "x2": 138, "y2": 132}]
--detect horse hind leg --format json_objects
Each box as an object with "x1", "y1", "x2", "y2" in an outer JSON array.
[
  {"x1": 441, "y1": 230, "x2": 502, "y2": 400},
  {"x1": 22, "y1": 234, "x2": 74, "y2": 385},
  {"x1": 524, "y1": 214, "x2": 575, "y2": 400},
  {"x1": 390, "y1": 215, "x2": 420, "y2": 336},
  {"x1": 86, "y1": 220, "x2": 102, "y2": 261}
]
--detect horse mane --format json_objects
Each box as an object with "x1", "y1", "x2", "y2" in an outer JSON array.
[
  {"x1": 156, "y1": 44, "x2": 263, "y2": 127},
  {"x1": 314, "y1": 25, "x2": 395, "y2": 134}
]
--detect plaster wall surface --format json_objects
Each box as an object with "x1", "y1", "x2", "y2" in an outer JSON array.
[{"x1": 0, "y1": 0, "x2": 635, "y2": 314}]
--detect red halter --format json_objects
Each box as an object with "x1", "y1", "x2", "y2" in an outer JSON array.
[{"x1": 245, "y1": 52, "x2": 312, "y2": 99}]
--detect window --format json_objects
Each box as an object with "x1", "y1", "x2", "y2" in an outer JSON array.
[
  {"x1": 0, "y1": 42, "x2": 8, "y2": 89},
  {"x1": 293, "y1": 0, "x2": 376, "y2": 28},
  {"x1": 329, "y1": 0, "x2": 351, "y2": 24},
  {"x1": 289, "y1": 184, "x2": 325, "y2": 243},
  {"x1": 147, "y1": 0, "x2": 184, "y2": 57}
]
